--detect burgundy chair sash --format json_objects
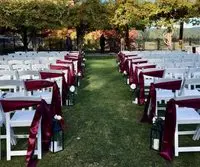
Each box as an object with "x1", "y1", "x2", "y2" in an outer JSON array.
[
  {"x1": 65, "y1": 56, "x2": 79, "y2": 60},
  {"x1": 56, "y1": 59, "x2": 79, "y2": 76},
  {"x1": 56, "y1": 60, "x2": 75, "y2": 73},
  {"x1": 117, "y1": 52, "x2": 124, "y2": 63},
  {"x1": 40, "y1": 71, "x2": 68, "y2": 106},
  {"x1": 24, "y1": 80, "x2": 62, "y2": 117},
  {"x1": 65, "y1": 52, "x2": 84, "y2": 76},
  {"x1": 128, "y1": 56, "x2": 141, "y2": 60},
  {"x1": 138, "y1": 69, "x2": 165, "y2": 105},
  {"x1": 129, "y1": 64, "x2": 156, "y2": 85},
  {"x1": 50, "y1": 64, "x2": 75, "y2": 86},
  {"x1": 120, "y1": 58, "x2": 128, "y2": 73},
  {"x1": 160, "y1": 97, "x2": 200, "y2": 161},
  {"x1": 0, "y1": 98, "x2": 61, "y2": 166},
  {"x1": 124, "y1": 57, "x2": 142, "y2": 75},
  {"x1": 132, "y1": 59, "x2": 148, "y2": 64},
  {"x1": 56, "y1": 59, "x2": 72, "y2": 63},
  {"x1": 65, "y1": 53, "x2": 80, "y2": 57},
  {"x1": 141, "y1": 79, "x2": 182, "y2": 123}
]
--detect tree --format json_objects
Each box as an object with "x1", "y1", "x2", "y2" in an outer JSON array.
[
  {"x1": 149, "y1": 0, "x2": 195, "y2": 49},
  {"x1": 111, "y1": 0, "x2": 156, "y2": 49},
  {"x1": 63, "y1": 0, "x2": 110, "y2": 51},
  {"x1": 0, "y1": 0, "x2": 66, "y2": 50},
  {"x1": 190, "y1": 0, "x2": 200, "y2": 25}
]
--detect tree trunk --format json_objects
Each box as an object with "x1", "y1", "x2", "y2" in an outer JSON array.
[
  {"x1": 31, "y1": 29, "x2": 37, "y2": 51},
  {"x1": 76, "y1": 26, "x2": 81, "y2": 51},
  {"x1": 76, "y1": 24, "x2": 85, "y2": 52},
  {"x1": 22, "y1": 27, "x2": 28, "y2": 51},
  {"x1": 179, "y1": 21, "x2": 184, "y2": 50},
  {"x1": 125, "y1": 25, "x2": 130, "y2": 50}
]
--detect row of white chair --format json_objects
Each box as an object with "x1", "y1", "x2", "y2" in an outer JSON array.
[
  {"x1": 0, "y1": 79, "x2": 59, "y2": 161},
  {"x1": 119, "y1": 51, "x2": 200, "y2": 159}
]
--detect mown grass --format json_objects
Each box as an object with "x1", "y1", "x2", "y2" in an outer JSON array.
[{"x1": 1, "y1": 55, "x2": 200, "y2": 167}]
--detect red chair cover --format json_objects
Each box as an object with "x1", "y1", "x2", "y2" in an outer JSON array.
[
  {"x1": 117, "y1": 52, "x2": 124, "y2": 63},
  {"x1": 160, "y1": 97, "x2": 200, "y2": 161},
  {"x1": 56, "y1": 60, "x2": 75, "y2": 74},
  {"x1": 123, "y1": 57, "x2": 142, "y2": 75},
  {"x1": 129, "y1": 64, "x2": 156, "y2": 85},
  {"x1": 132, "y1": 59, "x2": 148, "y2": 64},
  {"x1": 64, "y1": 55, "x2": 83, "y2": 75},
  {"x1": 65, "y1": 53, "x2": 80, "y2": 57},
  {"x1": 50, "y1": 64, "x2": 75, "y2": 86},
  {"x1": 24, "y1": 80, "x2": 62, "y2": 117},
  {"x1": 138, "y1": 69, "x2": 165, "y2": 105},
  {"x1": 40, "y1": 71, "x2": 68, "y2": 106},
  {"x1": 141, "y1": 79, "x2": 182, "y2": 123},
  {"x1": 0, "y1": 98, "x2": 63, "y2": 167}
]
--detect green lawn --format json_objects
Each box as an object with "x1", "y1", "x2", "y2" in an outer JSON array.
[{"x1": 1, "y1": 55, "x2": 200, "y2": 166}]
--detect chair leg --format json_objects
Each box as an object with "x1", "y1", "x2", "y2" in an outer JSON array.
[
  {"x1": 37, "y1": 120, "x2": 42, "y2": 159},
  {"x1": 6, "y1": 114, "x2": 11, "y2": 161},
  {"x1": 0, "y1": 127, "x2": 1, "y2": 160},
  {"x1": 175, "y1": 123, "x2": 179, "y2": 156},
  {"x1": 155, "y1": 101, "x2": 158, "y2": 117}
]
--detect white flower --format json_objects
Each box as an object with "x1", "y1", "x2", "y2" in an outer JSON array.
[
  {"x1": 78, "y1": 72, "x2": 82, "y2": 77},
  {"x1": 130, "y1": 84, "x2": 136, "y2": 90},
  {"x1": 54, "y1": 114, "x2": 62, "y2": 120},
  {"x1": 56, "y1": 115, "x2": 62, "y2": 120},
  {"x1": 69, "y1": 85, "x2": 76, "y2": 92}
]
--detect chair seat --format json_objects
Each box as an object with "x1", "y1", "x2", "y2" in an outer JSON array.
[
  {"x1": 0, "y1": 92, "x2": 26, "y2": 99},
  {"x1": 177, "y1": 107, "x2": 200, "y2": 124},
  {"x1": 157, "y1": 89, "x2": 174, "y2": 102},
  {"x1": 10, "y1": 110, "x2": 36, "y2": 127},
  {"x1": 181, "y1": 89, "x2": 200, "y2": 96},
  {"x1": 5, "y1": 92, "x2": 25, "y2": 98},
  {"x1": 144, "y1": 80, "x2": 153, "y2": 86},
  {"x1": 33, "y1": 91, "x2": 52, "y2": 104},
  {"x1": 0, "y1": 76, "x2": 12, "y2": 80}
]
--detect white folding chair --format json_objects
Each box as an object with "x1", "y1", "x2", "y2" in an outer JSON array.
[
  {"x1": 12, "y1": 64, "x2": 31, "y2": 71},
  {"x1": 174, "y1": 96, "x2": 200, "y2": 156},
  {"x1": 31, "y1": 64, "x2": 49, "y2": 71},
  {"x1": 40, "y1": 70, "x2": 63, "y2": 105},
  {"x1": 0, "y1": 65, "x2": 11, "y2": 71},
  {"x1": 0, "y1": 80, "x2": 26, "y2": 97},
  {"x1": 164, "y1": 68, "x2": 187, "y2": 79},
  {"x1": 7, "y1": 60, "x2": 24, "y2": 65},
  {"x1": 155, "y1": 90, "x2": 176, "y2": 119},
  {"x1": 154, "y1": 79, "x2": 181, "y2": 119},
  {"x1": 0, "y1": 81, "x2": 40, "y2": 160},
  {"x1": 178, "y1": 78, "x2": 200, "y2": 97},
  {"x1": 140, "y1": 68, "x2": 163, "y2": 98},
  {"x1": 191, "y1": 71, "x2": 200, "y2": 79},
  {"x1": 25, "y1": 80, "x2": 55, "y2": 105},
  {"x1": 0, "y1": 96, "x2": 42, "y2": 160},
  {"x1": 0, "y1": 70, "x2": 18, "y2": 80},
  {"x1": 17, "y1": 70, "x2": 40, "y2": 80}
]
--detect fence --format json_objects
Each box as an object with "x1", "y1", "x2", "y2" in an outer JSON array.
[{"x1": 0, "y1": 37, "x2": 200, "y2": 55}]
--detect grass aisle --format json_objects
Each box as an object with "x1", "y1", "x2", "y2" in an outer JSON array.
[
  {"x1": 39, "y1": 56, "x2": 200, "y2": 167},
  {"x1": 42, "y1": 56, "x2": 166, "y2": 167},
  {"x1": 2, "y1": 56, "x2": 200, "y2": 167}
]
